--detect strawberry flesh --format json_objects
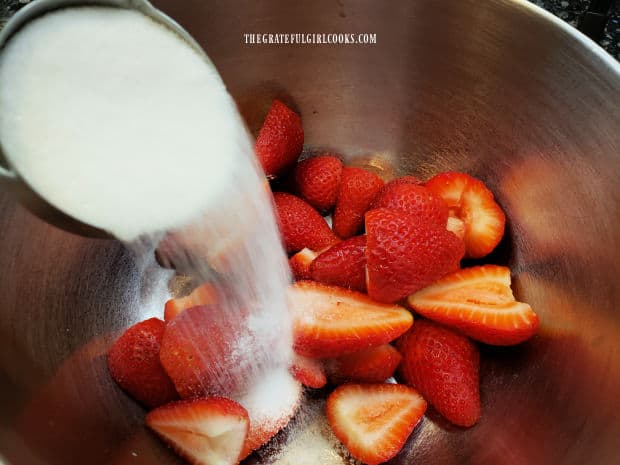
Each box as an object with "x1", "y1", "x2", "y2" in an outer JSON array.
[
  {"x1": 289, "y1": 248, "x2": 319, "y2": 281},
  {"x1": 164, "y1": 283, "x2": 220, "y2": 321},
  {"x1": 290, "y1": 354, "x2": 327, "y2": 388}
]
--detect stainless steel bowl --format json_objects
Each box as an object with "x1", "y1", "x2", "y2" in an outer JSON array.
[{"x1": 1, "y1": 0, "x2": 619, "y2": 464}]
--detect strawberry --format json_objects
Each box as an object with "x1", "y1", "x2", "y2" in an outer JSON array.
[
  {"x1": 326, "y1": 383, "x2": 427, "y2": 465},
  {"x1": 407, "y1": 265, "x2": 539, "y2": 345},
  {"x1": 288, "y1": 281, "x2": 413, "y2": 358},
  {"x1": 273, "y1": 192, "x2": 339, "y2": 253},
  {"x1": 290, "y1": 354, "x2": 327, "y2": 388},
  {"x1": 425, "y1": 171, "x2": 506, "y2": 258},
  {"x1": 333, "y1": 167, "x2": 385, "y2": 238},
  {"x1": 164, "y1": 283, "x2": 220, "y2": 321},
  {"x1": 397, "y1": 320, "x2": 480, "y2": 427},
  {"x1": 146, "y1": 397, "x2": 249, "y2": 465},
  {"x1": 159, "y1": 305, "x2": 252, "y2": 399},
  {"x1": 255, "y1": 100, "x2": 304, "y2": 178},
  {"x1": 289, "y1": 248, "x2": 318, "y2": 281},
  {"x1": 310, "y1": 235, "x2": 367, "y2": 292},
  {"x1": 107, "y1": 318, "x2": 179, "y2": 408},
  {"x1": 294, "y1": 154, "x2": 343, "y2": 211},
  {"x1": 365, "y1": 208, "x2": 465, "y2": 303},
  {"x1": 325, "y1": 344, "x2": 402, "y2": 384},
  {"x1": 371, "y1": 182, "x2": 449, "y2": 227}
]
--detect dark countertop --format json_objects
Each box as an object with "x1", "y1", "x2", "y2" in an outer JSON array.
[{"x1": 1, "y1": 0, "x2": 619, "y2": 59}]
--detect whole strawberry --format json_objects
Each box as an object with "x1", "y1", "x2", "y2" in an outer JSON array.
[
  {"x1": 273, "y1": 192, "x2": 339, "y2": 253},
  {"x1": 310, "y1": 235, "x2": 367, "y2": 292},
  {"x1": 365, "y1": 208, "x2": 464, "y2": 303},
  {"x1": 294, "y1": 154, "x2": 343, "y2": 211},
  {"x1": 371, "y1": 182, "x2": 448, "y2": 227},
  {"x1": 397, "y1": 320, "x2": 480, "y2": 427}
]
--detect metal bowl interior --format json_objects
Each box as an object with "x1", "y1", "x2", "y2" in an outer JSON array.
[{"x1": 1, "y1": 0, "x2": 619, "y2": 464}]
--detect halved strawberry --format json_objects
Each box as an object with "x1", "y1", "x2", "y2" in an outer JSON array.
[
  {"x1": 107, "y1": 318, "x2": 179, "y2": 408},
  {"x1": 289, "y1": 248, "x2": 319, "y2": 281},
  {"x1": 255, "y1": 100, "x2": 304, "y2": 178},
  {"x1": 146, "y1": 397, "x2": 249, "y2": 465},
  {"x1": 294, "y1": 154, "x2": 343, "y2": 211},
  {"x1": 273, "y1": 192, "x2": 339, "y2": 253},
  {"x1": 371, "y1": 182, "x2": 448, "y2": 227},
  {"x1": 407, "y1": 265, "x2": 539, "y2": 345},
  {"x1": 425, "y1": 171, "x2": 506, "y2": 258},
  {"x1": 288, "y1": 281, "x2": 413, "y2": 358},
  {"x1": 333, "y1": 167, "x2": 385, "y2": 238},
  {"x1": 290, "y1": 354, "x2": 327, "y2": 388},
  {"x1": 325, "y1": 344, "x2": 402, "y2": 384},
  {"x1": 326, "y1": 383, "x2": 426, "y2": 465},
  {"x1": 164, "y1": 283, "x2": 220, "y2": 321},
  {"x1": 310, "y1": 235, "x2": 367, "y2": 292},
  {"x1": 397, "y1": 320, "x2": 480, "y2": 427},
  {"x1": 365, "y1": 208, "x2": 465, "y2": 303},
  {"x1": 383, "y1": 175, "x2": 422, "y2": 187}
]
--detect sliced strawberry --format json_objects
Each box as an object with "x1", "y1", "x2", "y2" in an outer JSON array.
[
  {"x1": 146, "y1": 397, "x2": 249, "y2": 465},
  {"x1": 107, "y1": 318, "x2": 179, "y2": 408},
  {"x1": 164, "y1": 283, "x2": 220, "y2": 321},
  {"x1": 294, "y1": 154, "x2": 343, "y2": 211},
  {"x1": 407, "y1": 265, "x2": 539, "y2": 345},
  {"x1": 255, "y1": 100, "x2": 304, "y2": 178},
  {"x1": 397, "y1": 320, "x2": 480, "y2": 427},
  {"x1": 290, "y1": 354, "x2": 327, "y2": 388},
  {"x1": 365, "y1": 208, "x2": 465, "y2": 303},
  {"x1": 425, "y1": 171, "x2": 506, "y2": 258},
  {"x1": 325, "y1": 344, "x2": 402, "y2": 384},
  {"x1": 371, "y1": 182, "x2": 448, "y2": 227},
  {"x1": 289, "y1": 248, "x2": 319, "y2": 281},
  {"x1": 333, "y1": 167, "x2": 384, "y2": 238},
  {"x1": 326, "y1": 383, "x2": 427, "y2": 465},
  {"x1": 446, "y1": 214, "x2": 466, "y2": 240},
  {"x1": 273, "y1": 192, "x2": 339, "y2": 253},
  {"x1": 310, "y1": 235, "x2": 367, "y2": 292},
  {"x1": 288, "y1": 281, "x2": 413, "y2": 358}
]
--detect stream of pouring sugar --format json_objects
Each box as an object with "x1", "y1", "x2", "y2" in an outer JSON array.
[{"x1": 0, "y1": 5, "x2": 298, "y2": 441}]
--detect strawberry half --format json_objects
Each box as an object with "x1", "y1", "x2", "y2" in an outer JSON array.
[
  {"x1": 325, "y1": 344, "x2": 402, "y2": 384},
  {"x1": 397, "y1": 320, "x2": 480, "y2": 427},
  {"x1": 273, "y1": 192, "x2": 339, "y2": 253},
  {"x1": 164, "y1": 283, "x2": 220, "y2": 321},
  {"x1": 310, "y1": 235, "x2": 367, "y2": 292},
  {"x1": 255, "y1": 100, "x2": 304, "y2": 178},
  {"x1": 289, "y1": 248, "x2": 319, "y2": 281},
  {"x1": 326, "y1": 383, "x2": 427, "y2": 465},
  {"x1": 294, "y1": 154, "x2": 343, "y2": 211},
  {"x1": 407, "y1": 265, "x2": 539, "y2": 345},
  {"x1": 425, "y1": 171, "x2": 506, "y2": 258},
  {"x1": 365, "y1": 208, "x2": 465, "y2": 303},
  {"x1": 146, "y1": 397, "x2": 249, "y2": 465},
  {"x1": 290, "y1": 354, "x2": 327, "y2": 388},
  {"x1": 107, "y1": 318, "x2": 179, "y2": 408},
  {"x1": 288, "y1": 281, "x2": 413, "y2": 358},
  {"x1": 371, "y1": 182, "x2": 448, "y2": 227},
  {"x1": 333, "y1": 167, "x2": 385, "y2": 238}
]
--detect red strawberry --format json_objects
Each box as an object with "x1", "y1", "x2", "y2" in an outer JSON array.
[
  {"x1": 255, "y1": 100, "x2": 304, "y2": 178},
  {"x1": 425, "y1": 171, "x2": 506, "y2": 258},
  {"x1": 333, "y1": 167, "x2": 384, "y2": 238},
  {"x1": 159, "y1": 305, "x2": 252, "y2": 399},
  {"x1": 325, "y1": 344, "x2": 402, "y2": 384},
  {"x1": 326, "y1": 383, "x2": 427, "y2": 465},
  {"x1": 273, "y1": 192, "x2": 339, "y2": 253},
  {"x1": 365, "y1": 208, "x2": 465, "y2": 303},
  {"x1": 383, "y1": 175, "x2": 422, "y2": 187},
  {"x1": 288, "y1": 281, "x2": 413, "y2": 358},
  {"x1": 146, "y1": 397, "x2": 249, "y2": 465},
  {"x1": 310, "y1": 235, "x2": 367, "y2": 292},
  {"x1": 371, "y1": 183, "x2": 448, "y2": 227},
  {"x1": 107, "y1": 318, "x2": 179, "y2": 408},
  {"x1": 294, "y1": 154, "x2": 343, "y2": 211},
  {"x1": 397, "y1": 320, "x2": 480, "y2": 427},
  {"x1": 164, "y1": 283, "x2": 220, "y2": 321},
  {"x1": 289, "y1": 248, "x2": 318, "y2": 281},
  {"x1": 290, "y1": 354, "x2": 327, "y2": 388},
  {"x1": 407, "y1": 265, "x2": 539, "y2": 345}
]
